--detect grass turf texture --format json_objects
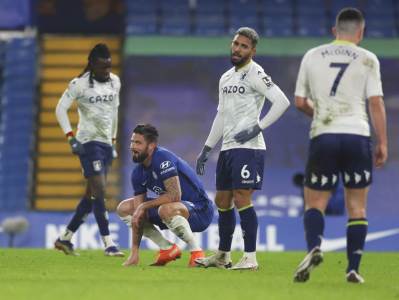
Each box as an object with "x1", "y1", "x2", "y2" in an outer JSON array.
[{"x1": 1, "y1": 249, "x2": 398, "y2": 300}]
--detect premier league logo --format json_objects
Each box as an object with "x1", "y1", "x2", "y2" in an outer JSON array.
[{"x1": 92, "y1": 160, "x2": 102, "y2": 172}]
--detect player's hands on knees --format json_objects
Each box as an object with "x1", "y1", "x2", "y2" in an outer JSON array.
[
  {"x1": 68, "y1": 137, "x2": 85, "y2": 155},
  {"x1": 196, "y1": 145, "x2": 212, "y2": 175},
  {"x1": 234, "y1": 124, "x2": 262, "y2": 144},
  {"x1": 374, "y1": 143, "x2": 388, "y2": 168}
]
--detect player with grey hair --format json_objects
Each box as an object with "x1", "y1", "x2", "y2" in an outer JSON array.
[{"x1": 195, "y1": 27, "x2": 290, "y2": 270}]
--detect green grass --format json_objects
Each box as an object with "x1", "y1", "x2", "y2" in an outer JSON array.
[{"x1": 1, "y1": 249, "x2": 398, "y2": 300}]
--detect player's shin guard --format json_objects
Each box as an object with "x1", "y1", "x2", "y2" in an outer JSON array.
[
  {"x1": 92, "y1": 197, "x2": 110, "y2": 236},
  {"x1": 67, "y1": 197, "x2": 92, "y2": 233},
  {"x1": 304, "y1": 208, "x2": 324, "y2": 252},
  {"x1": 346, "y1": 218, "x2": 368, "y2": 273},
  {"x1": 238, "y1": 205, "x2": 258, "y2": 252},
  {"x1": 218, "y1": 207, "x2": 236, "y2": 252}
]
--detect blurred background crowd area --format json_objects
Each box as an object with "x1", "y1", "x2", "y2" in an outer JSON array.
[{"x1": 1, "y1": 0, "x2": 398, "y2": 36}]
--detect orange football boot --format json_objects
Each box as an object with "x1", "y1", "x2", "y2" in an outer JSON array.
[
  {"x1": 188, "y1": 250, "x2": 205, "y2": 267},
  {"x1": 151, "y1": 244, "x2": 182, "y2": 266}
]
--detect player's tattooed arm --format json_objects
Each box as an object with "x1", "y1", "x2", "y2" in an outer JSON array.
[
  {"x1": 163, "y1": 176, "x2": 182, "y2": 202},
  {"x1": 139, "y1": 176, "x2": 182, "y2": 211}
]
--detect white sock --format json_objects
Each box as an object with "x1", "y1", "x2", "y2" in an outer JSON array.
[
  {"x1": 163, "y1": 215, "x2": 201, "y2": 251},
  {"x1": 143, "y1": 222, "x2": 173, "y2": 250},
  {"x1": 120, "y1": 215, "x2": 132, "y2": 227},
  {"x1": 60, "y1": 229, "x2": 74, "y2": 241},
  {"x1": 243, "y1": 251, "x2": 257, "y2": 261},
  {"x1": 217, "y1": 250, "x2": 231, "y2": 261},
  {"x1": 102, "y1": 235, "x2": 116, "y2": 248}
]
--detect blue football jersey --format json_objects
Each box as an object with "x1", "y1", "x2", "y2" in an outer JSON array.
[{"x1": 131, "y1": 147, "x2": 209, "y2": 205}]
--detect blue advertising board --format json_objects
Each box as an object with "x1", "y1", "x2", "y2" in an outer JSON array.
[{"x1": 1, "y1": 212, "x2": 398, "y2": 251}]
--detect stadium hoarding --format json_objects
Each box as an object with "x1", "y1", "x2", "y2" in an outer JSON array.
[{"x1": 0, "y1": 212, "x2": 398, "y2": 251}]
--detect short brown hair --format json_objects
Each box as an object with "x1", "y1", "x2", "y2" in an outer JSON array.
[{"x1": 133, "y1": 124, "x2": 159, "y2": 143}]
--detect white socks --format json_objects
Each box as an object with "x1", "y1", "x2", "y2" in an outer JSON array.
[
  {"x1": 163, "y1": 215, "x2": 201, "y2": 251},
  {"x1": 217, "y1": 250, "x2": 232, "y2": 262},
  {"x1": 143, "y1": 222, "x2": 173, "y2": 250},
  {"x1": 119, "y1": 214, "x2": 172, "y2": 250},
  {"x1": 243, "y1": 251, "x2": 257, "y2": 261},
  {"x1": 120, "y1": 215, "x2": 132, "y2": 227},
  {"x1": 102, "y1": 235, "x2": 116, "y2": 248},
  {"x1": 60, "y1": 229, "x2": 74, "y2": 241}
]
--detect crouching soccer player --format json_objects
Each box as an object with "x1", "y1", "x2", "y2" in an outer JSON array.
[{"x1": 117, "y1": 124, "x2": 214, "y2": 267}]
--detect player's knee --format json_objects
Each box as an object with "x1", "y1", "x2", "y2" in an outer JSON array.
[
  {"x1": 233, "y1": 189, "x2": 252, "y2": 206},
  {"x1": 233, "y1": 189, "x2": 252, "y2": 199},
  {"x1": 158, "y1": 203, "x2": 186, "y2": 221},
  {"x1": 158, "y1": 204, "x2": 173, "y2": 220},
  {"x1": 215, "y1": 192, "x2": 233, "y2": 209},
  {"x1": 117, "y1": 199, "x2": 132, "y2": 217}
]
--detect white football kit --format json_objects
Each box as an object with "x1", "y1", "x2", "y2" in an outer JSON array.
[
  {"x1": 205, "y1": 60, "x2": 290, "y2": 151},
  {"x1": 295, "y1": 40, "x2": 383, "y2": 139},
  {"x1": 56, "y1": 72, "x2": 120, "y2": 145}
]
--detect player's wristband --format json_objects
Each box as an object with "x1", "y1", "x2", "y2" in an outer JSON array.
[{"x1": 66, "y1": 131, "x2": 74, "y2": 140}]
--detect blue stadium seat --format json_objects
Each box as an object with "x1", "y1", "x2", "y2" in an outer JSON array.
[
  {"x1": 329, "y1": 0, "x2": 361, "y2": 16},
  {"x1": 194, "y1": 13, "x2": 226, "y2": 36},
  {"x1": 262, "y1": 0, "x2": 293, "y2": 16},
  {"x1": 365, "y1": 14, "x2": 397, "y2": 38},
  {"x1": 0, "y1": 37, "x2": 36, "y2": 211},
  {"x1": 229, "y1": 14, "x2": 260, "y2": 34},
  {"x1": 160, "y1": 15, "x2": 191, "y2": 35},
  {"x1": 3, "y1": 63, "x2": 36, "y2": 78},
  {"x1": 297, "y1": 15, "x2": 328, "y2": 37},
  {"x1": 195, "y1": 0, "x2": 225, "y2": 14},
  {"x1": 159, "y1": 1, "x2": 191, "y2": 35},
  {"x1": 364, "y1": 0, "x2": 393, "y2": 15},
  {"x1": 262, "y1": 16, "x2": 293, "y2": 37},
  {"x1": 126, "y1": 13, "x2": 158, "y2": 35},
  {"x1": 126, "y1": 0, "x2": 159, "y2": 14},
  {"x1": 229, "y1": 0, "x2": 259, "y2": 15},
  {"x1": 297, "y1": 0, "x2": 326, "y2": 16},
  {"x1": 160, "y1": 0, "x2": 190, "y2": 14},
  {"x1": 7, "y1": 38, "x2": 35, "y2": 51}
]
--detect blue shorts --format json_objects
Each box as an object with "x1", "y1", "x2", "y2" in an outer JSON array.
[
  {"x1": 147, "y1": 198, "x2": 214, "y2": 232},
  {"x1": 304, "y1": 134, "x2": 372, "y2": 190},
  {"x1": 78, "y1": 141, "x2": 113, "y2": 178},
  {"x1": 216, "y1": 148, "x2": 265, "y2": 190}
]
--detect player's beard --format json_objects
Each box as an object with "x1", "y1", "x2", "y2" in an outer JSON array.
[
  {"x1": 230, "y1": 52, "x2": 250, "y2": 67},
  {"x1": 132, "y1": 150, "x2": 148, "y2": 163},
  {"x1": 93, "y1": 73, "x2": 110, "y2": 82}
]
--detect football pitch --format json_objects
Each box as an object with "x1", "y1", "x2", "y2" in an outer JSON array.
[{"x1": 1, "y1": 249, "x2": 398, "y2": 300}]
